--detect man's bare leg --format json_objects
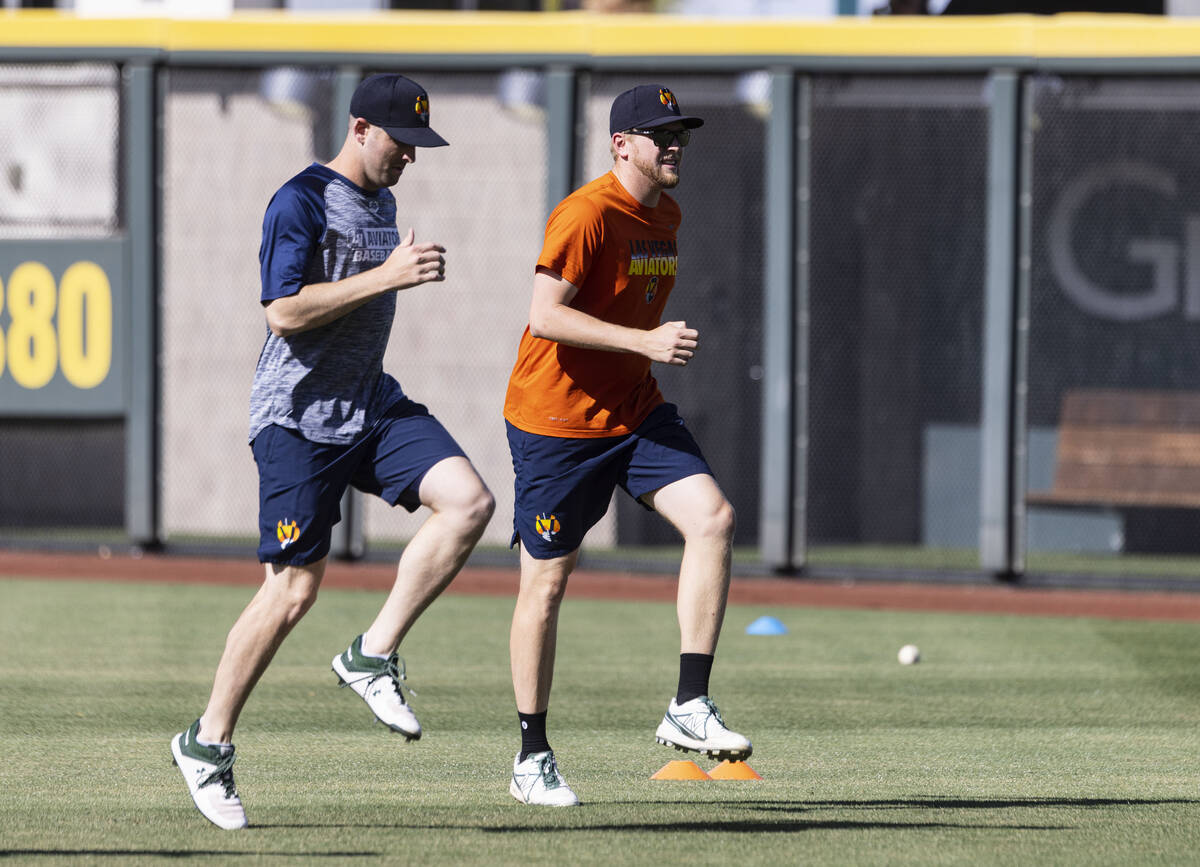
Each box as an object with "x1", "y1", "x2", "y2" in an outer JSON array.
[
  {"x1": 510, "y1": 546, "x2": 577, "y2": 714},
  {"x1": 361, "y1": 456, "x2": 494, "y2": 655},
  {"x1": 642, "y1": 473, "x2": 735, "y2": 654},
  {"x1": 199, "y1": 559, "x2": 326, "y2": 744},
  {"x1": 643, "y1": 474, "x2": 751, "y2": 761},
  {"x1": 508, "y1": 545, "x2": 581, "y2": 806}
]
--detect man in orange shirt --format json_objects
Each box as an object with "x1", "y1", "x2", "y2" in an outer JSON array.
[{"x1": 503, "y1": 84, "x2": 752, "y2": 807}]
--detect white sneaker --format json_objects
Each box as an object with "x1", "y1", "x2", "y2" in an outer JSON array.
[
  {"x1": 332, "y1": 635, "x2": 422, "y2": 740},
  {"x1": 509, "y1": 750, "x2": 580, "y2": 807},
  {"x1": 170, "y1": 719, "x2": 248, "y2": 830},
  {"x1": 655, "y1": 695, "x2": 753, "y2": 761}
]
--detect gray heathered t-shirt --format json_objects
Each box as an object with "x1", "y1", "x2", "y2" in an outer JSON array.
[{"x1": 249, "y1": 164, "x2": 406, "y2": 445}]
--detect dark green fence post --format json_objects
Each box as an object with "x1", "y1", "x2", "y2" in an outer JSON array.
[
  {"x1": 331, "y1": 64, "x2": 366, "y2": 561},
  {"x1": 759, "y1": 69, "x2": 801, "y2": 572},
  {"x1": 545, "y1": 66, "x2": 577, "y2": 220},
  {"x1": 124, "y1": 59, "x2": 160, "y2": 548},
  {"x1": 979, "y1": 69, "x2": 1020, "y2": 577}
]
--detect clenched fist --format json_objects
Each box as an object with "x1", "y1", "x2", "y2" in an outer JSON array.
[{"x1": 644, "y1": 320, "x2": 699, "y2": 366}]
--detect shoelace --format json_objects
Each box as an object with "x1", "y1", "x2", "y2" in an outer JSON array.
[
  {"x1": 201, "y1": 750, "x2": 238, "y2": 798},
  {"x1": 538, "y1": 754, "x2": 561, "y2": 788},
  {"x1": 337, "y1": 653, "x2": 418, "y2": 700},
  {"x1": 699, "y1": 697, "x2": 726, "y2": 728}
]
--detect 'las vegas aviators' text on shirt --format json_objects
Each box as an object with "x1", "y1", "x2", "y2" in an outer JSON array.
[{"x1": 249, "y1": 163, "x2": 406, "y2": 445}]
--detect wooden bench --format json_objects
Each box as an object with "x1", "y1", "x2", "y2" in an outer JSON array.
[{"x1": 1027, "y1": 389, "x2": 1200, "y2": 509}]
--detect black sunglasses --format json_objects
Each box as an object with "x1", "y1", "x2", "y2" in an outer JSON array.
[{"x1": 624, "y1": 127, "x2": 691, "y2": 148}]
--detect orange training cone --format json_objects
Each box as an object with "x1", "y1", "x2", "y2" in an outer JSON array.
[
  {"x1": 651, "y1": 760, "x2": 712, "y2": 780},
  {"x1": 708, "y1": 760, "x2": 763, "y2": 780}
]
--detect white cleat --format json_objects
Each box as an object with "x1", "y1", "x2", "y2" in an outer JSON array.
[
  {"x1": 332, "y1": 635, "x2": 422, "y2": 740},
  {"x1": 655, "y1": 695, "x2": 753, "y2": 761},
  {"x1": 170, "y1": 720, "x2": 248, "y2": 830},
  {"x1": 510, "y1": 750, "x2": 580, "y2": 807}
]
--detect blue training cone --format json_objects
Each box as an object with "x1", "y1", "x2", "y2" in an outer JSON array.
[{"x1": 745, "y1": 615, "x2": 788, "y2": 635}]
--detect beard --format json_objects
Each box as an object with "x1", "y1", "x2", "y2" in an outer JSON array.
[{"x1": 634, "y1": 152, "x2": 681, "y2": 189}]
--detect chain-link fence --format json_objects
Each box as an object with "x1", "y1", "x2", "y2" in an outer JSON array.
[
  {"x1": 807, "y1": 74, "x2": 989, "y2": 571},
  {"x1": 584, "y1": 73, "x2": 766, "y2": 550},
  {"x1": 159, "y1": 67, "x2": 549, "y2": 555},
  {"x1": 7, "y1": 56, "x2": 1200, "y2": 578},
  {"x1": 358, "y1": 70, "x2": 548, "y2": 554},
  {"x1": 161, "y1": 66, "x2": 323, "y2": 549},
  {"x1": 1025, "y1": 75, "x2": 1200, "y2": 569},
  {"x1": 0, "y1": 63, "x2": 124, "y2": 545}
]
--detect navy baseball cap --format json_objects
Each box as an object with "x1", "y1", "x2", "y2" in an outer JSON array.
[
  {"x1": 350, "y1": 73, "x2": 448, "y2": 148},
  {"x1": 609, "y1": 85, "x2": 704, "y2": 135}
]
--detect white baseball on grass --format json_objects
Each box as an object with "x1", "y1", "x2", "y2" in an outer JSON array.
[{"x1": 897, "y1": 644, "x2": 921, "y2": 665}]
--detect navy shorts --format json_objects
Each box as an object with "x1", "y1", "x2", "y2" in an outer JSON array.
[
  {"x1": 253, "y1": 398, "x2": 467, "y2": 566},
  {"x1": 506, "y1": 402, "x2": 713, "y2": 560}
]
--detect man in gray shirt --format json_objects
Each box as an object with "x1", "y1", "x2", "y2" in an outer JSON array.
[{"x1": 171, "y1": 73, "x2": 494, "y2": 830}]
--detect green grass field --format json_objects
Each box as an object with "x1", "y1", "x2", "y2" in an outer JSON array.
[{"x1": 3, "y1": 576, "x2": 1200, "y2": 865}]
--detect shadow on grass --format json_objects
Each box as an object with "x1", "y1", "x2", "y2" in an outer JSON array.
[
  {"x1": 479, "y1": 819, "x2": 1071, "y2": 833},
  {"x1": 0, "y1": 850, "x2": 379, "y2": 859},
  {"x1": 743, "y1": 797, "x2": 1198, "y2": 810},
  {"x1": 91, "y1": 795, "x2": 1183, "y2": 843},
  {"x1": 474, "y1": 794, "x2": 1200, "y2": 834},
  {"x1": 247, "y1": 796, "x2": 1198, "y2": 834},
  {"x1": 6, "y1": 797, "x2": 1192, "y2": 858},
  {"x1": 251, "y1": 819, "x2": 1062, "y2": 833}
]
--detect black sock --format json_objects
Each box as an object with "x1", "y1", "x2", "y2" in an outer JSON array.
[
  {"x1": 676, "y1": 653, "x2": 714, "y2": 705},
  {"x1": 518, "y1": 711, "x2": 550, "y2": 761}
]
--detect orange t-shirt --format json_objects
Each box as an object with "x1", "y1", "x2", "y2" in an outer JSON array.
[{"x1": 504, "y1": 172, "x2": 682, "y2": 438}]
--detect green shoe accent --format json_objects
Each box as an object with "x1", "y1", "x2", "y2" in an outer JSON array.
[
  {"x1": 177, "y1": 719, "x2": 224, "y2": 763},
  {"x1": 176, "y1": 719, "x2": 238, "y2": 795},
  {"x1": 341, "y1": 634, "x2": 388, "y2": 674},
  {"x1": 336, "y1": 635, "x2": 416, "y2": 698}
]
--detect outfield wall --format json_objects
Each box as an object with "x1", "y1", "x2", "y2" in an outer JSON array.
[{"x1": 3, "y1": 13, "x2": 1200, "y2": 577}]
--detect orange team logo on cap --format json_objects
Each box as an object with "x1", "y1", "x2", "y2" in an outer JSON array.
[
  {"x1": 534, "y1": 513, "x2": 560, "y2": 542},
  {"x1": 659, "y1": 88, "x2": 677, "y2": 109},
  {"x1": 414, "y1": 95, "x2": 429, "y2": 123},
  {"x1": 276, "y1": 519, "x2": 299, "y2": 549}
]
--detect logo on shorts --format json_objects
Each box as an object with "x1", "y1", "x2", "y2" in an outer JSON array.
[
  {"x1": 534, "y1": 513, "x2": 560, "y2": 542},
  {"x1": 276, "y1": 519, "x2": 300, "y2": 549}
]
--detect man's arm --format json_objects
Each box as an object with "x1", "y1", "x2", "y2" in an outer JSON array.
[
  {"x1": 264, "y1": 228, "x2": 446, "y2": 337},
  {"x1": 528, "y1": 267, "x2": 698, "y2": 366}
]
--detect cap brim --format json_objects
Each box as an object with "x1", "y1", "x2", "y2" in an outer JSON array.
[
  {"x1": 383, "y1": 125, "x2": 449, "y2": 147},
  {"x1": 638, "y1": 114, "x2": 705, "y2": 130}
]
